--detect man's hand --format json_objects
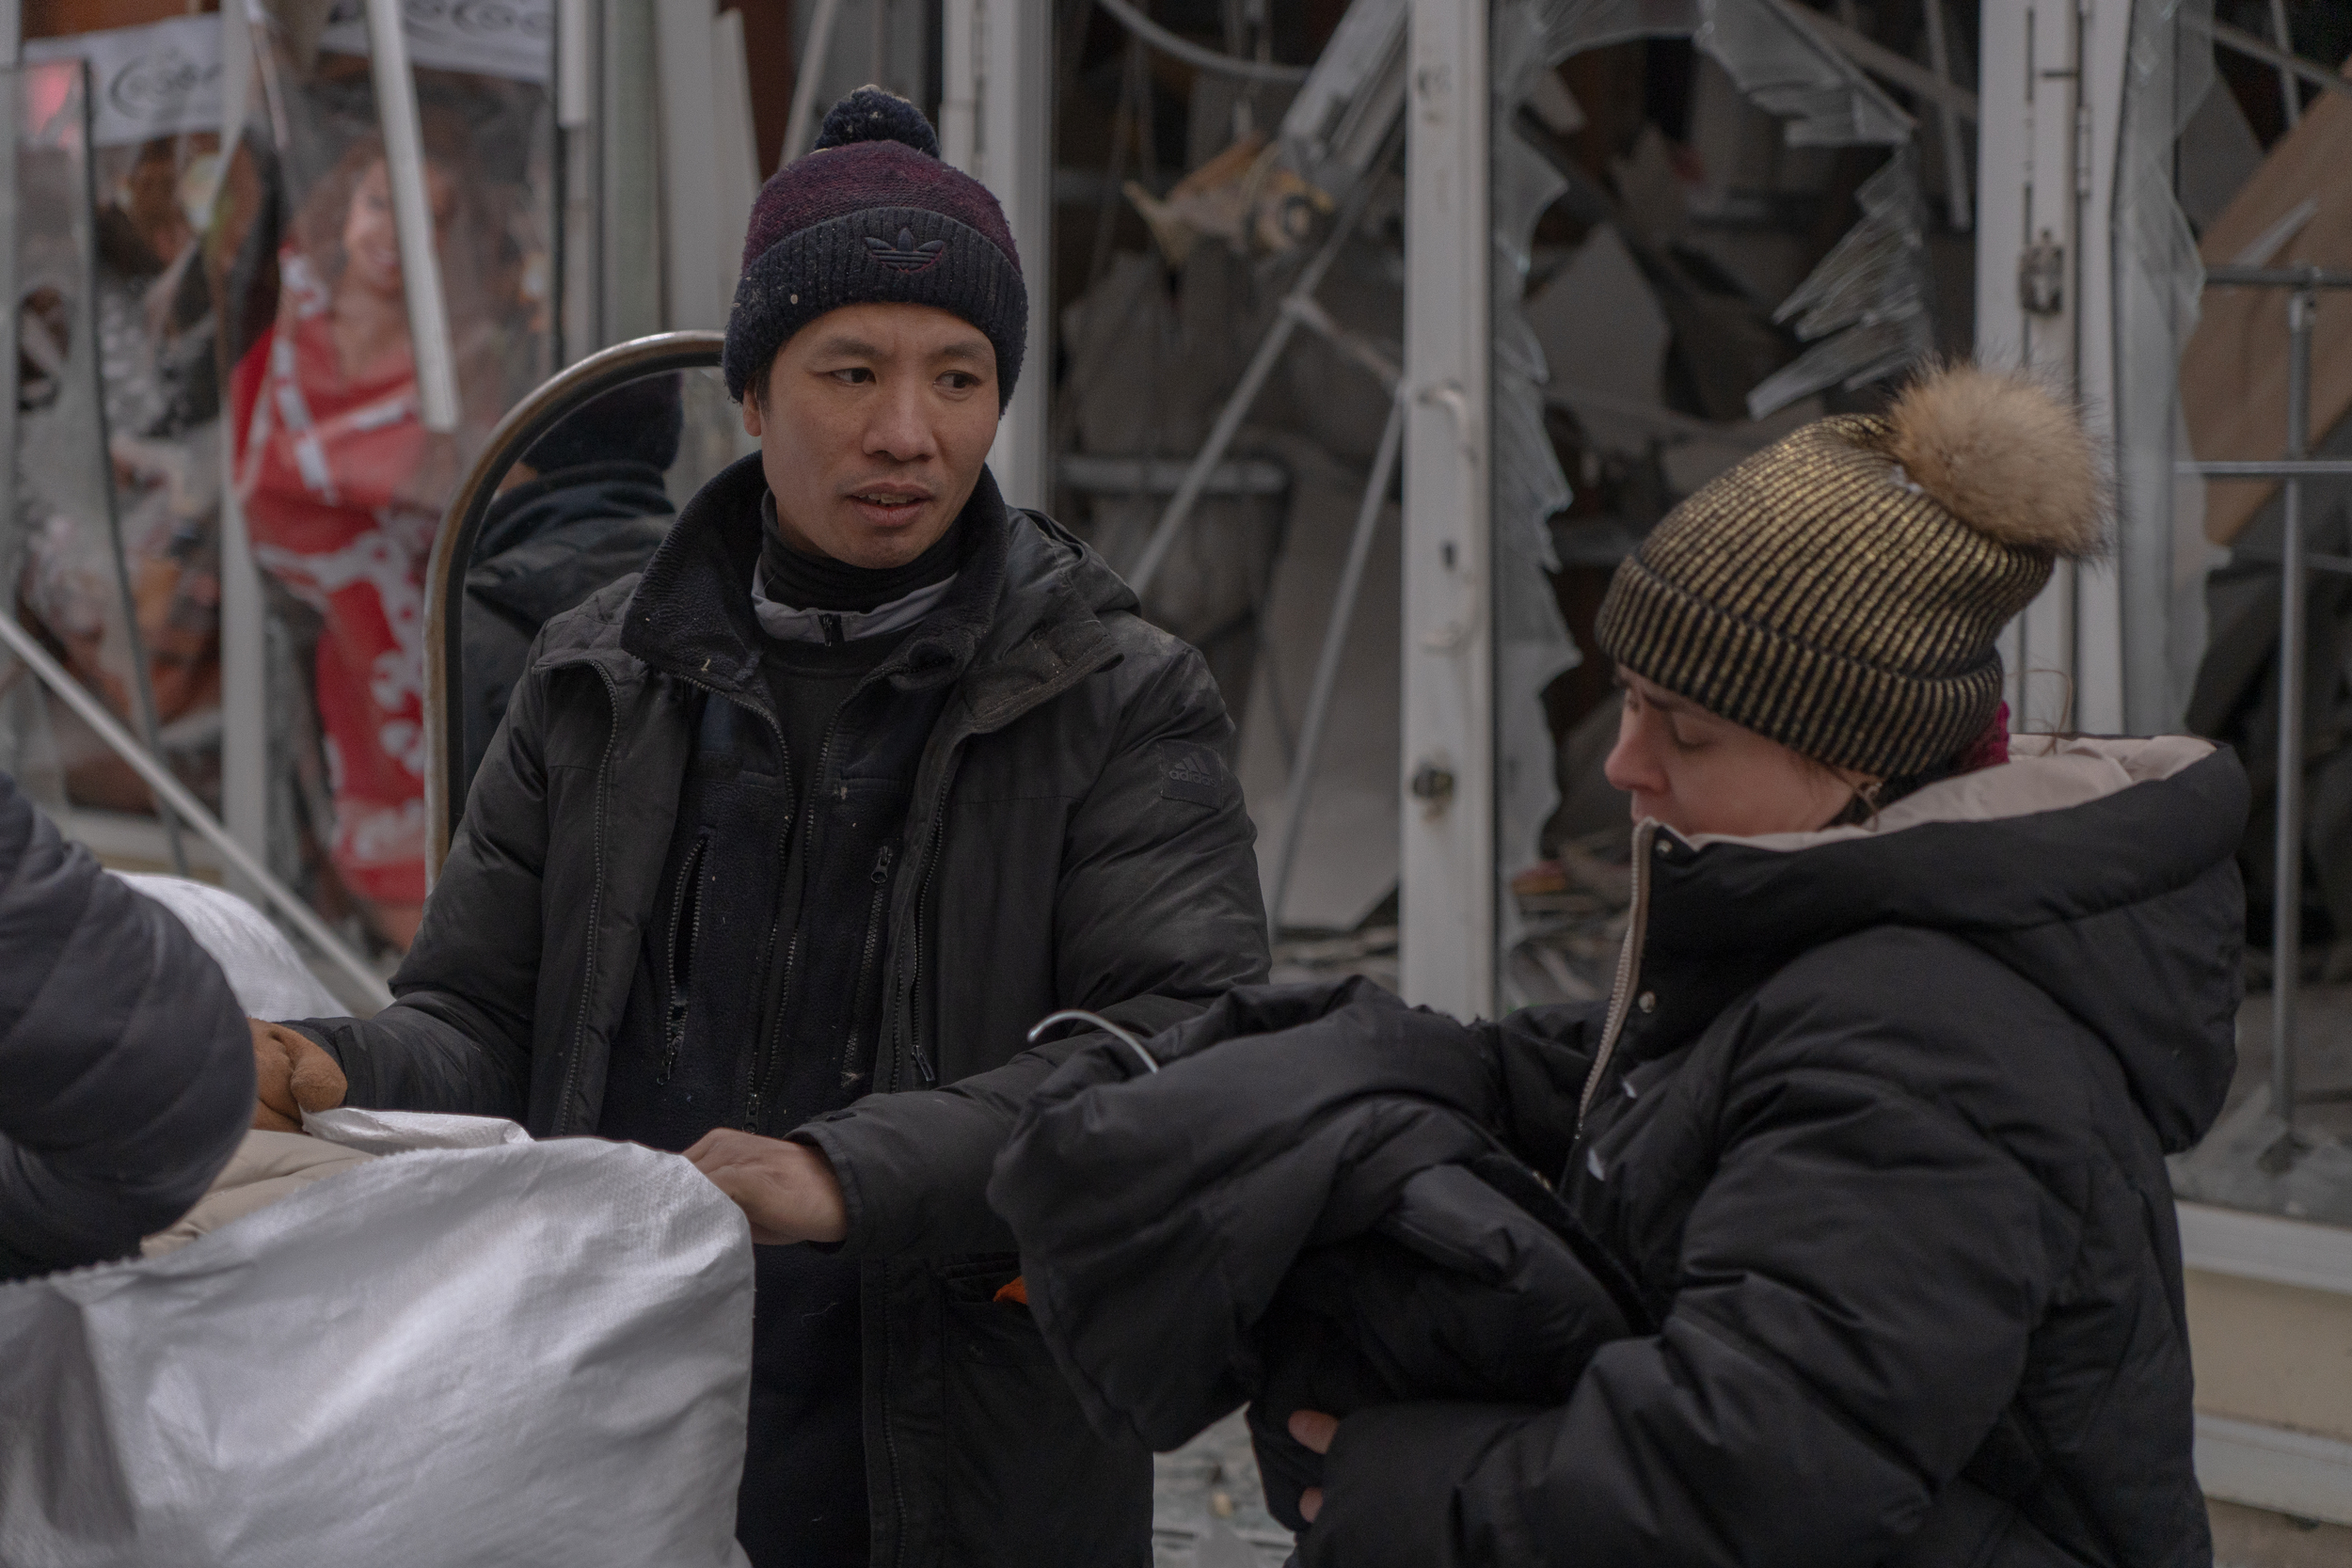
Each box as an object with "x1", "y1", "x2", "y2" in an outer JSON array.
[
  {"x1": 1289, "y1": 1409, "x2": 1341, "y2": 1524},
  {"x1": 250, "y1": 1020, "x2": 347, "y2": 1132},
  {"x1": 684, "y1": 1130, "x2": 849, "y2": 1244}
]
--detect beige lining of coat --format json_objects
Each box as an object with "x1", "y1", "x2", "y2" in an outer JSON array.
[{"x1": 1682, "y1": 735, "x2": 2218, "y2": 855}]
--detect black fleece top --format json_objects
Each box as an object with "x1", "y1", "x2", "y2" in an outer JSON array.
[{"x1": 598, "y1": 487, "x2": 1001, "y2": 1568}]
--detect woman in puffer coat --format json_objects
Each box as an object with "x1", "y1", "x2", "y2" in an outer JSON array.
[
  {"x1": 1279, "y1": 366, "x2": 2245, "y2": 1565},
  {"x1": 1002, "y1": 365, "x2": 2243, "y2": 1568}
]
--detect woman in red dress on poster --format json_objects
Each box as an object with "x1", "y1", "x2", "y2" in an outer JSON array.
[{"x1": 233, "y1": 141, "x2": 469, "y2": 950}]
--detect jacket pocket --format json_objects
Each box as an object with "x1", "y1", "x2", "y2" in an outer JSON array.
[{"x1": 931, "y1": 1255, "x2": 1150, "y2": 1567}]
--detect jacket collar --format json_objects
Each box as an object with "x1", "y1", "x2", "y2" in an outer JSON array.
[{"x1": 601, "y1": 453, "x2": 1122, "y2": 729}]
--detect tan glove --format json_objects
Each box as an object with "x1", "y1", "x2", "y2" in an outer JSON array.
[{"x1": 249, "y1": 1020, "x2": 348, "y2": 1132}]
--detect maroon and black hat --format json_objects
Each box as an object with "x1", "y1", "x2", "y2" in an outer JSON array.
[{"x1": 723, "y1": 87, "x2": 1026, "y2": 408}]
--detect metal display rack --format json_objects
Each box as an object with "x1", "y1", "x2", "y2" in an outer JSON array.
[{"x1": 2183, "y1": 263, "x2": 2352, "y2": 1168}]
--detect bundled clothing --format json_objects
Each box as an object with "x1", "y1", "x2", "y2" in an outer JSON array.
[
  {"x1": 0, "y1": 773, "x2": 253, "y2": 1279},
  {"x1": 989, "y1": 979, "x2": 1644, "y2": 1526},
  {"x1": 996, "y1": 735, "x2": 2245, "y2": 1568},
  {"x1": 287, "y1": 450, "x2": 1268, "y2": 1567}
]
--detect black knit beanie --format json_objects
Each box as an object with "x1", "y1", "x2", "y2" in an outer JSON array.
[{"x1": 723, "y1": 87, "x2": 1027, "y2": 408}]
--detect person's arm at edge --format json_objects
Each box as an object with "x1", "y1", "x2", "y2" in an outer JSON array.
[{"x1": 0, "y1": 778, "x2": 253, "y2": 1273}]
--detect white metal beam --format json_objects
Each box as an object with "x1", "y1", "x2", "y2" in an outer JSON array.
[
  {"x1": 1398, "y1": 0, "x2": 1493, "y2": 1019},
  {"x1": 940, "y1": 0, "x2": 1050, "y2": 510},
  {"x1": 654, "y1": 0, "x2": 727, "y2": 329},
  {"x1": 218, "y1": 0, "x2": 271, "y2": 891},
  {"x1": 1977, "y1": 0, "x2": 2125, "y2": 734},
  {"x1": 362, "y1": 0, "x2": 461, "y2": 432}
]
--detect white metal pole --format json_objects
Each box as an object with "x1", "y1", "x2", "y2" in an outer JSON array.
[
  {"x1": 1, "y1": 1, "x2": 19, "y2": 724},
  {"x1": 2071, "y1": 0, "x2": 2128, "y2": 734},
  {"x1": 2273, "y1": 286, "x2": 2314, "y2": 1150},
  {"x1": 1398, "y1": 0, "x2": 1493, "y2": 1019},
  {"x1": 558, "y1": 0, "x2": 596, "y2": 128},
  {"x1": 780, "y1": 0, "x2": 845, "y2": 166},
  {"x1": 362, "y1": 0, "x2": 461, "y2": 432},
  {"x1": 1977, "y1": 0, "x2": 2026, "y2": 716},
  {"x1": 217, "y1": 0, "x2": 272, "y2": 891},
  {"x1": 654, "y1": 0, "x2": 727, "y2": 328},
  {"x1": 939, "y1": 0, "x2": 977, "y2": 168},
  {"x1": 950, "y1": 0, "x2": 1049, "y2": 511}
]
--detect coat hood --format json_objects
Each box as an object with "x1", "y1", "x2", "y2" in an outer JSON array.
[
  {"x1": 1643, "y1": 736, "x2": 2248, "y2": 1152},
  {"x1": 468, "y1": 461, "x2": 672, "y2": 627}
]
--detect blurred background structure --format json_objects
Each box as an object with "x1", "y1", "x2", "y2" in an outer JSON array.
[{"x1": 7, "y1": 0, "x2": 2352, "y2": 1552}]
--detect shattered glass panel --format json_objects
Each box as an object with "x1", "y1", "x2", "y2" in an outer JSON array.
[
  {"x1": 1489, "y1": 0, "x2": 1937, "y2": 1006},
  {"x1": 1492, "y1": 0, "x2": 1584, "y2": 1007},
  {"x1": 1698, "y1": 0, "x2": 1913, "y2": 147},
  {"x1": 2112, "y1": 0, "x2": 2218, "y2": 732},
  {"x1": 1748, "y1": 150, "x2": 1933, "y2": 418},
  {"x1": 1537, "y1": 0, "x2": 1700, "y2": 65}
]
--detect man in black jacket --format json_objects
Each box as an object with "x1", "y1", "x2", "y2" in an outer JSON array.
[
  {"x1": 0, "y1": 772, "x2": 253, "y2": 1281},
  {"x1": 461, "y1": 375, "x2": 680, "y2": 787},
  {"x1": 268, "y1": 88, "x2": 1267, "y2": 1568}
]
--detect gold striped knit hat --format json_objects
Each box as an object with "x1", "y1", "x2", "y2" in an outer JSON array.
[{"x1": 1594, "y1": 364, "x2": 2107, "y2": 780}]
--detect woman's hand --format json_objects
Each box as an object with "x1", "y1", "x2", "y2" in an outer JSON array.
[
  {"x1": 1288, "y1": 1409, "x2": 1341, "y2": 1524},
  {"x1": 684, "y1": 1130, "x2": 849, "y2": 1244}
]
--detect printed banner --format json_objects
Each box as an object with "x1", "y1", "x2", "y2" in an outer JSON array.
[
  {"x1": 23, "y1": 15, "x2": 224, "y2": 148},
  {"x1": 316, "y1": 0, "x2": 555, "y2": 87}
]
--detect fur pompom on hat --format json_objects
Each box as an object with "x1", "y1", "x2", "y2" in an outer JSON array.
[
  {"x1": 723, "y1": 87, "x2": 1026, "y2": 406},
  {"x1": 1882, "y1": 364, "x2": 2108, "y2": 557},
  {"x1": 1594, "y1": 362, "x2": 2106, "y2": 780}
]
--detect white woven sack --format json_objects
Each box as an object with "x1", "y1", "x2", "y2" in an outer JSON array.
[
  {"x1": 111, "y1": 873, "x2": 344, "y2": 1022},
  {"x1": 0, "y1": 1111, "x2": 754, "y2": 1568}
]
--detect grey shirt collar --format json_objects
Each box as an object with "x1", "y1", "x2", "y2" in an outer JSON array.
[{"x1": 750, "y1": 564, "x2": 960, "y2": 644}]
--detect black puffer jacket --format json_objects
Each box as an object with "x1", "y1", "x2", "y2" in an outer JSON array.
[
  {"x1": 462, "y1": 459, "x2": 671, "y2": 789},
  {"x1": 0, "y1": 773, "x2": 252, "y2": 1278},
  {"x1": 1004, "y1": 736, "x2": 2244, "y2": 1568},
  {"x1": 290, "y1": 454, "x2": 1269, "y2": 1566}
]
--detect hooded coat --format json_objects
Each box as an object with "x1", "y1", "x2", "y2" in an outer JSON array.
[
  {"x1": 461, "y1": 459, "x2": 672, "y2": 789},
  {"x1": 289, "y1": 453, "x2": 1269, "y2": 1566},
  {"x1": 1001, "y1": 734, "x2": 2244, "y2": 1568}
]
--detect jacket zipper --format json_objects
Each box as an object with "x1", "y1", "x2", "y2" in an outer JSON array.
[
  {"x1": 880, "y1": 640, "x2": 1123, "y2": 1094},
  {"x1": 1578, "y1": 818, "x2": 1658, "y2": 1127},
  {"x1": 553, "y1": 664, "x2": 624, "y2": 1136},
  {"x1": 745, "y1": 705, "x2": 846, "y2": 1132},
  {"x1": 659, "y1": 674, "x2": 797, "y2": 1133},
  {"x1": 840, "y1": 844, "x2": 894, "y2": 1080},
  {"x1": 656, "y1": 833, "x2": 708, "y2": 1085},
  {"x1": 889, "y1": 801, "x2": 950, "y2": 1091}
]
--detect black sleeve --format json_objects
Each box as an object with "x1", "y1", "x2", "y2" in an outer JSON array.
[
  {"x1": 289, "y1": 640, "x2": 565, "y2": 1118},
  {"x1": 1299, "y1": 1009, "x2": 2068, "y2": 1568},
  {"x1": 795, "y1": 641, "x2": 1269, "y2": 1259},
  {"x1": 0, "y1": 777, "x2": 253, "y2": 1271}
]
